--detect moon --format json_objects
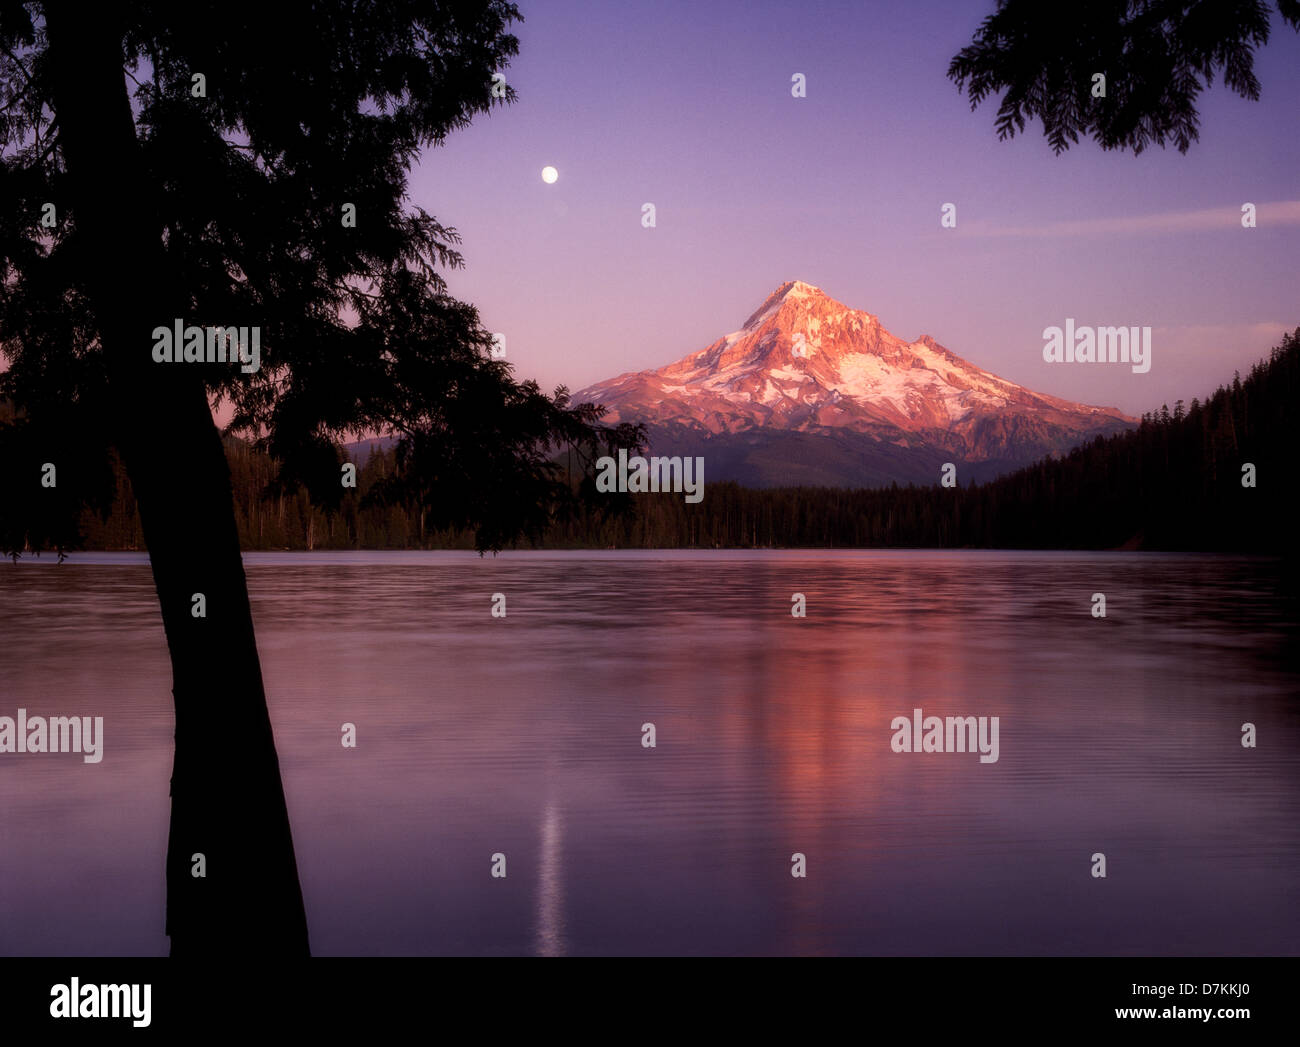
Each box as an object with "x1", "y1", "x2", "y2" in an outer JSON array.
[{"x1": 541, "y1": 166, "x2": 559, "y2": 184}]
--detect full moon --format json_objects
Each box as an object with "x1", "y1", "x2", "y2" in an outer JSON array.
[{"x1": 541, "y1": 166, "x2": 559, "y2": 184}]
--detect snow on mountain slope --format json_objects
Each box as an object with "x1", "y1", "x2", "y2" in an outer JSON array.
[{"x1": 574, "y1": 281, "x2": 1135, "y2": 487}]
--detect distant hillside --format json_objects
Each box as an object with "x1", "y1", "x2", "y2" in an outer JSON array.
[{"x1": 344, "y1": 436, "x2": 401, "y2": 466}]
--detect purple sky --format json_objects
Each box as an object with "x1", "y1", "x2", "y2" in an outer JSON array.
[{"x1": 413, "y1": 0, "x2": 1300, "y2": 417}]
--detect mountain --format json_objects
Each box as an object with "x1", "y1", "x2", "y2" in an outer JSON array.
[{"x1": 574, "y1": 281, "x2": 1136, "y2": 487}]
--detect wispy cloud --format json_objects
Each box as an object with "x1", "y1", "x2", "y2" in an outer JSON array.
[
  {"x1": 963, "y1": 200, "x2": 1300, "y2": 238},
  {"x1": 1152, "y1": 321, "x2": 1293, "y2": 358}
]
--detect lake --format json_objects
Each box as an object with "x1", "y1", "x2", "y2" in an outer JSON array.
[{"x1": 1, "y1": 550, "x2": 1297, "y2": 955}]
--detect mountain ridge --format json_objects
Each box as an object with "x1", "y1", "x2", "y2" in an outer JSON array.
[{"x1": 575, "y1": 281, "x2": 1136, "y2": 487}]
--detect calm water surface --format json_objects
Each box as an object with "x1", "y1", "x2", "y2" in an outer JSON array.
[{"x1": 1, "y1": 550, "x2": 1297, "y2": 955}]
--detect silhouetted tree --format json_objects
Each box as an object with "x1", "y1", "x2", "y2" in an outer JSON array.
[
  {"x1": 0, "y1": 0, "x2": 636, "y2": 956},
  {"x1": 950, "y1": 0, "x2": 1300, "y2": 153}
]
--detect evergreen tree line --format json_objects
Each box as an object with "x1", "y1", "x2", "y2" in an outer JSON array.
[{"x1": 53, "y1": 327, "x2": 1300, "y2": 553}]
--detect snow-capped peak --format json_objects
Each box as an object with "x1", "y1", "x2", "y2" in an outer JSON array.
[
  {"x1": 741, "y1": 279, "x2": 829, "y2": 329},
  {"x1": 575, "y1": 282, "x2": 1135, "y2": 459},
  {"x1": 780, "y1": 280, "x2": 822, "y2": 297}
]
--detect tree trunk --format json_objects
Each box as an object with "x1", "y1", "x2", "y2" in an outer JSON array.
[{"x1": 44, "y1": 3, "x2": 310, "y2": 955}]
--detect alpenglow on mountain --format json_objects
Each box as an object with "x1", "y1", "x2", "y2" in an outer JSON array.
[{"x1": 574, "y1": 281, "x2": 1135, "y2": 488}]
